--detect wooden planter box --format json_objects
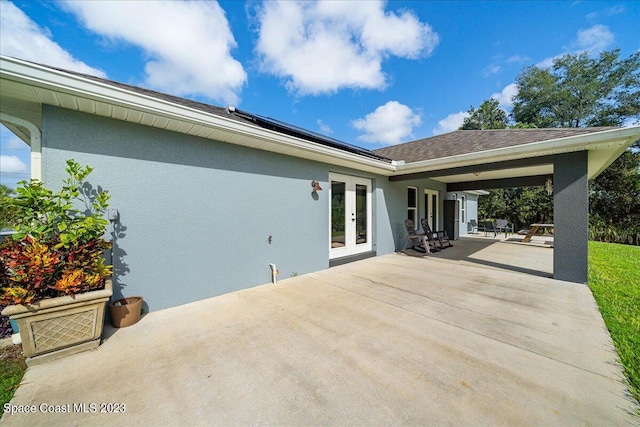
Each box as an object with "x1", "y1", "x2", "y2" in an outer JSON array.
[{"x1": 1, "y1": 279, "x2": 113, "y2": 366}]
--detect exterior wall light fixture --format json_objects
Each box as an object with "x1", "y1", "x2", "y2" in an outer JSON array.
[{"x1": 311, "y1": 180, "x2": 323, "y2": 191}]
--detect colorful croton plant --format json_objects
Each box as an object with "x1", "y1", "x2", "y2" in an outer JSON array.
[{"x1": 0, "y1": 160, "x2": 112, "y2": 305}]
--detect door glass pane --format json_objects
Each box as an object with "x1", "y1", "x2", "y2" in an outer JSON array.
[
  {"x1": 355, "y1": 184, "x2": 367, "y2": 244},
  {"x1": 432, "y1": 195, "x2": 438, "y2": 229},
  {"x1": 424, "y1": 194, "x2": 430, "y2": 228},
  {"x1": 331, "y1": 181, "x2": 345, "y2": 248}
]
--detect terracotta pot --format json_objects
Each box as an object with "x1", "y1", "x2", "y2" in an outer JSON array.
[
  {"x1": 1, "y1": 278, "x2": 113, "y2": 366},
  {"x1": 109, "y1": 296, "x2": 143, "y2": 328}
]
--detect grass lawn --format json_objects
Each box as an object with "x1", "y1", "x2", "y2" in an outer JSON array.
[
  {"x1": 0, "y1": 344, "x2": 27, "y2": 415},
  {"x1": 588, "y1": 241, "x2": 640, "y2": 408}
]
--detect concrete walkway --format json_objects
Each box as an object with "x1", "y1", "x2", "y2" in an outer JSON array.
[{"x1": 2, "y1": 240, "x2": 638, "y2": 426}]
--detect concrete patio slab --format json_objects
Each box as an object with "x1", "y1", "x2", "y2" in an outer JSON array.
[{"x1": 2, "y1": 240, "x2": 638, "y2": 426}]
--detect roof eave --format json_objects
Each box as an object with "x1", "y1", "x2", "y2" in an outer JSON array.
[
  {"x1": 393, "y1": 127, "x2": 640, "y2": 179},
  {"x1": 0, "y1": 56, "x2": 395, "y2": 175}
]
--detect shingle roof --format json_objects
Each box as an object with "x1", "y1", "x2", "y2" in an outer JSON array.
[
  {"x1": 23, "y1": 59, "x2": 389, "y2": 160},
  {"x1": 373, "y1": 128, "x2": 618, "y2": 163},
  {"x1": 6, "y1": 58, "x2": 624, "y2": 166},
  {"x1": 41, "y1": 63, "x2": 253, "y2": 125}
]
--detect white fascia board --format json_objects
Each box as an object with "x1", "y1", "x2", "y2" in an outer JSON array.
[
  {"x1": 394, "y1": 126, "x2": 640, "y2": 175},
  {"x1": 0, "y1": 56, "x2": 395, "y2": 175}
]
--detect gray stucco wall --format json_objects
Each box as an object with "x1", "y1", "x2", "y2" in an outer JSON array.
[
  {"x1": 553, "y1": 151, "x2": 589, "y2": 283},
  {"x1": 42, "y1": 107, "x2": 331, "y2": 309},
  {"x1": 444, "y1": 192, "x2": 479, "y2": 236},
  {"x1": 41, "y1": 107, "x2": 448, "y2": 310}
]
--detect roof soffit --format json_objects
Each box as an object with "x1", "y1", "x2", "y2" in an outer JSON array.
[
  {"x1": 2, "y1": 56, "x2": 639, "y2": 181},
  {"x1": 1, "y1": 56, "x2": 395, "y2": 175}
]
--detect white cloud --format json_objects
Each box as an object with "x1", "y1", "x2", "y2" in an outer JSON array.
[
  {"x1": 573, "y1": 24, "x2": 614, "y2": 52},
  {"x1": 507, "y1": 55, "x2": 530, "y2": 63},
  {"x1": 538, "y1": 24, "x2": 615, "y2": 67},
  {"x1": 491, "y1": 83, "x2": 518, "y2": 109},
  {"x1": 607, "y1": 5, "x2": 626, "y2": 15},
  {"x1": 432, "y1": 111, "x2": 469, "y2": 135},
  {"x1": 587, "y1": 5, "x2": 625, "y2": 20},
  {"x1": 536, "y1": 55, "x2": 561, "y2": 69},
  {"x1": 317, "y1": 119, "x2": 332, "y2": 134},
  {"x1": 62, "y1": 0, "x2": 246, "y2": 105},
  {"x1": 351, "y1": 101, "x2": 421, "y2": 145},
  {"x1": 0, "y1": 155, "x2": 28, "y2": 174},
  {"x1": 4, "y1": 134, "x2": 29, "y2": 150},
  {"x1": 0, "y1": 2, "x2": 105, "y2": 77},
  {"x1": 255, "y1": 1, "x2": 439, "y2": 95},
  {"x1": 483, "y1": 65, "x2": 501, "y2": 77}
]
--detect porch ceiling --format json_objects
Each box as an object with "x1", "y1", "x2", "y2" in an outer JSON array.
[{"x1": 429, "y1": 165, "x2": 552, "y2": 184}]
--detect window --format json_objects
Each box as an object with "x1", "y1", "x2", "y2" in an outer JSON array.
[
  {"x1": 461, "y1": 195, "x2": 466, "y2": 223},
  {"x1": 407, "y1": 187, "x2": 417, "y2": 225}
]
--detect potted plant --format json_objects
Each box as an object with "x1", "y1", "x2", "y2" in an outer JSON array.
[{"x1": 0, "y1": 160, "x2": 113, "y2": 365}]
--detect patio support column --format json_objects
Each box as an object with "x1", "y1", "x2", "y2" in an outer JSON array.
[{"x1": 553, "y1": 151, "x2": 589, "y2": 283}]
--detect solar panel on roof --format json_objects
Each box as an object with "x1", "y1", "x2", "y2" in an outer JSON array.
[{"x1": 230, "y1": 108, "x2": 390, "y2": 161}]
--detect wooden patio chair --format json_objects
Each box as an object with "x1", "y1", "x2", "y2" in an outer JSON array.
[
  {"x1": 402, "y1": 219, "x2": 433, "y2": 256},
  {"x1": 421, "y1": 218, "x2": 453, "y2": 249}
]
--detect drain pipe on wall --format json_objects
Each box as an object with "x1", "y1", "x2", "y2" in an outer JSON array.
[{"x1": 269, "y1": 263, "x2": 279, "y2": 284}]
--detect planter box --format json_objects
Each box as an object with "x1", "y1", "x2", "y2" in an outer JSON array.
[{"x1": 1, "y1": 279, "x2": 113, "y2": 366}]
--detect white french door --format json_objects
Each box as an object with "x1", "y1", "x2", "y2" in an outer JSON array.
[
  {"x1": 424, "y1": 189, "x2": 439, "y2": 230},
  {"x1": 329, "y1": 173, "x2": 372, "y2": 258}
]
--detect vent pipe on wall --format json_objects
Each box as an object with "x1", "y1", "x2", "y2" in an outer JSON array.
[{"x1": 269, "y1": 263, "x2": 279, "y2": 285}]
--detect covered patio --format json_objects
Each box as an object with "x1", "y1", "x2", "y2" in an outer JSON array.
[{"x1": 3, "y1": 238, "x2": 637, "y2": 426}]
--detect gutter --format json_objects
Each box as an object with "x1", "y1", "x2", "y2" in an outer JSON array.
[
  {"x1": 393, "y1": 126, "x2": 640, "y2": 175},
  {"x1": 1, "y1": 56, "x2": 396, "y2": 175},
  {"x1": 2, "y1": 55, "x2": 639, "y2": 180}
]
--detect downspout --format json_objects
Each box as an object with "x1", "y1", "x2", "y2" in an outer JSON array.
[
  {"x1": 269, "y1": 263, "x2": 279, "y2": 284},
  {"x1": 0, "y1": 112, "x2": 42, "y2": 181}
]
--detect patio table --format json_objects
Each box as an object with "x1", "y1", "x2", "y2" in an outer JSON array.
[{"x1": 522, "y1": 223, "x2": 554, "y2": 243}]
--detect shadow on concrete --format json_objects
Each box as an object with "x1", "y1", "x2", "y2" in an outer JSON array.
[{"x1": 426, "y1": 236, "x2": 553, "y2": 278}]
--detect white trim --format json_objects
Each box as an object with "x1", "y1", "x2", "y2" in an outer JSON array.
[
  {"x1": 0, "y1": 112, "x2": 41, "y2": 181},
  {"x1": 329, "y1": 173, "x2": 372, "y2": 258},
  {"x1": 461, "y1": 195, "x2": 466, "y2": 224},
  {"x1": 0, "y1": 56, "x2": 395, "y2": 176},
  {"x1": 423, "y1": 189, "x2": 439, "y2": 230},
  {"x1": 2, "y1": 55, "x2": 639, "y2": 182},
  {"x1": 393, "y1": 127, "x2": 640, "y2": 179},
  {"x1": 407, "y1": 186, "x2": 418, "y2": 225}
]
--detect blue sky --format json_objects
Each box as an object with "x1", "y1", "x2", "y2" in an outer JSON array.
[{"x1": 1, "y1": 0, "x2": 639, "y2": 188}]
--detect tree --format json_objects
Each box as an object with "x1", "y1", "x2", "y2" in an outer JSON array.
[
  {"x1": 512, "y1": 49, "x2": 640, "y2": 127},
  {"x1": 477, "y1": 188, "x2": 507, "y2": 220},
  {"x1": 478, "y1": 187, "x2": 553, "y2": 232},
  {"x1": 476, "y1": 49, "x2": 640, "y2": 244},
  {"x1": 0, "y1": 184, "x2": 17, "y2": 231},
  {"x1": 460, "y1": 99, "x2": 508, "y2": 130},
  {"x1": 590, "y1": 141, "x2": 640, "y2": 228}
]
